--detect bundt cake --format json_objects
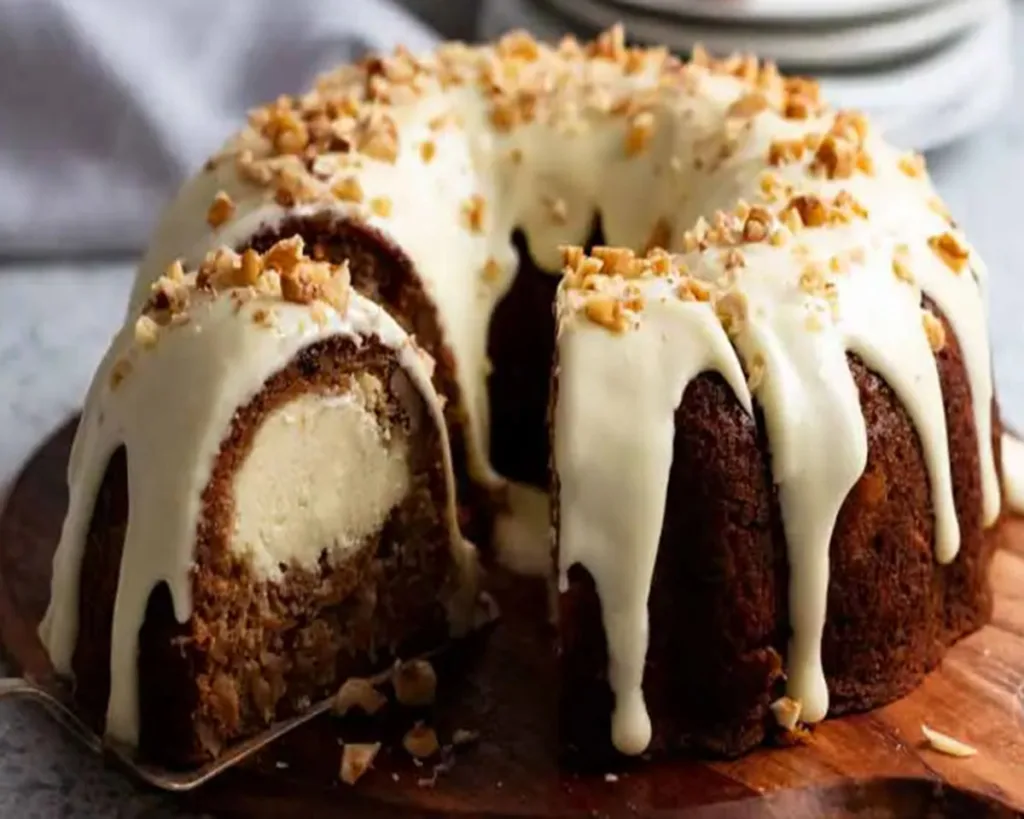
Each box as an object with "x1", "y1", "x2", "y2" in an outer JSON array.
[
  {"x1": 40, "y1": 241, "x2": 478, "y2": 766},
  {"x1": 42, "y1": 26, "x2": 1021, "y2": 767}
]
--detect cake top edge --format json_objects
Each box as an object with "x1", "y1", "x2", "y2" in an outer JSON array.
[{"x1": 139, "y1": 236, "x2": 351, "y2": 337}]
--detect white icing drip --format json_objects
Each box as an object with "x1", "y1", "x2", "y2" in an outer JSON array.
[
  {"x1": 1002, "y1": 433, "x2": 1024, "y2": 515},
  {"x1": 555, "y1": 291, "x2": 750, "y2": 755},
  {"x1": 39, "y1": 288, "x2": 475, "y2": 746}
]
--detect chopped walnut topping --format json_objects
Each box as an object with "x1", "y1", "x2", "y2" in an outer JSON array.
[
  {"x1": 332, "y1": 176, "x2": 365, "y2": 202},
  {"x1": 676, "y1": 278, "x2": 711, "y2": 302},
  {"x1": 726, "y1": 92, "x2": 768, "y2": 119},
  {"x1": 898, "y1": 152, "x2": 927, "y2": 179},
  {"x1": 482, "y1": 257, "x2": 503, "y2": 283},
  {"x1": 922, "y1": 310, "x2": 946, "y2": 352},
  {"x1": 747, "y1": 352, "x2": 766, "y2": 392},
  {"x1": 929, "y1": 197, "x2": 954, "y2": 224},
  {"x1": 584, "y1": 295, "x2": 628, "y2": 333},
  {"x1": 892, "y1": 256, "x2": 914, "y2": 284},
  {"x1": 922, "y1": 724, "x2": 977, "y2": 758},
  {"x1": 928, "y1": 232, "x2": 969, "y2": 274},
  {"x1": 280, "y1": 258, "x2": 351, "y2": 312},
  {"x1": 783, "y1": 195, "x2": 828, "y2": 228},
  {"x1": 592, "y1": 246, "x2": 643, "y2": 278},
  {"x1": 403, "y1": 723, "x2": 440, "y2": 759},
  {"x1": 206, "y1": 191, "x2": 236, "y2": 228},
  {"x1": 333, "y1": 678, "x2": 387, "y2": 717},
  {"x1": 393, "y1": 659, "x2": 437, "y2": 707},
  {"x1": 109, "y1": 357, "x2": 133, "y2": 389},
  {"x1": 370, "y1": 196, "x2": 393, "y2": 217},
  {"x1": 588, "y1": 23, "x2": 627, "y2": 63},
  {"x1": 340, "y1": 742, "x2": 381, "y2": 785},
  {"x1": 782, "y1": 77, "x2": 823, "y2": 120},
  {"x1": 419, "y1": 140, "x2": 436, "y2": 163},
  {"x1": 714, "y1": 289, "x2": 748, "y2": 337},
  {"x1": 462, "y1": 194, "x2": 486, "y2": 234},
  {"x1": 625, "y1": 111, "x2": 656, "y2": 157},
  {"x1": 768, "y1": 139, "x2": 806, "y2": 167},
  {"x1": 252, "y1": 307, "x2": 276, "y2": 328},
  {"x1": 742, "y1": 206, "x2": 773, "y2": 243},
  {"x1": 134, "y1": 315, "x2": 160, "y2": 348}
]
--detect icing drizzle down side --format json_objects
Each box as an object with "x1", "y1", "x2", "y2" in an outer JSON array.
[{"x1": 40, "y1": 249, "x2": 475, "y2": 746}]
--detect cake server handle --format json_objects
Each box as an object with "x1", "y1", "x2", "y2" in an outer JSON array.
[{"x1": 0, "y1": 675, "x2": 104, "y2": 756}]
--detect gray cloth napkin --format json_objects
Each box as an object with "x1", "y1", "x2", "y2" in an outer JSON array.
[{"x1": 0, "y1": 0, "x2": 441, "y2": 257}]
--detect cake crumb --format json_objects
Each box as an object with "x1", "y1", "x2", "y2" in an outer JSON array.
[
  {"x1": 419, "y1": 140, "x2": 437, "y2": 163},
  {"x1": 339, "y1": 742, "x2": 381, "y2": 785},
  {"x1": 403, "y1": 723, "x2": 440, "y2": 759},
  {"x1": 333, "y1": 677, "x2": 387, "y2": 717},
  {"x1": 922, "y1": 725, "x2": 977, "y2": 758},
  {"x1": 393, "y1": 659, "x2": 437, "y2": 707}
]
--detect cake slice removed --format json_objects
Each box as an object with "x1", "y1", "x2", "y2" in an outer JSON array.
[{"x1": 40, "y1": 238, "x2": 478, "y2": 767}]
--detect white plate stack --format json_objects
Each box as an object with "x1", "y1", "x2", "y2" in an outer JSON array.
[{"x1": 479, "y1": 0, "x2": 1012, "y2": 151}]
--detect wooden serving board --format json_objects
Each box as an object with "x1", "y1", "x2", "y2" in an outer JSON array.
[{"x1": 1, "y1": 418, "x2": 1023, "y2": 818}]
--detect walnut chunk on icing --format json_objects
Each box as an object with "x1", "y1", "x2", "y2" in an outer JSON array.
[
  {"x1": 402, "y1": 723, "x2": 440, "y2": 759},
  {"x1": 462, "y1": 194, "x2": 487, "y2": 234},
  {"x1": 922, "y1": 310, "x2": 946, "y2": 352},
  {"x1": 280, "y1": 258, "x2": 351, "y2": 313},
  {"x1": 726, "y1": 92, "x2": 768, "y2": 119},
  {"x1": 332, "y1": 176, "x2": 365, "y2": 203},
  {"x1": 339, "y1": 742, "x2": 381, "y2": 785},
  {"x1": 584, "y1": 295, "x2": 628, "y2": 333},
  {"x1": 928, "y1": 232, "x2": 969, "y2": 274},
  {"x1": 333, "y1": 677, "x2": 387, "y2": 717},
  {"x1": 134, "y1": 315, "x2": 160, "y2": 348},
  {"x1": 625, "y1": 111, "x2": 656, "y2": 157},
  {"x1": 714, "y1": 289, "x2": 748, "y2": 337},
  {"x1": 206, "y1": 191, "x2": 236, "y2": 228}
]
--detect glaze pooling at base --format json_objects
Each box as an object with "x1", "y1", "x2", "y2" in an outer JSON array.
[{"x1": 40, "y1": 260, "x2": 475, "y2": 747}]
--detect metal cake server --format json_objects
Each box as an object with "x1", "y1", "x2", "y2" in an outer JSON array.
[{"x1": 0, "y1": 675, "x2": 335, "y2": 792}]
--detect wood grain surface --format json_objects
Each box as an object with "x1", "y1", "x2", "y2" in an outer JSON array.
[{"x1": 1, "y1": 418, "x2": 1022, "y2": 818}]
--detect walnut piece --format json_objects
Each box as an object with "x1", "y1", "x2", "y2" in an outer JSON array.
[
  {"x1": 339, "y1": 742, "x2": 381, "y2": 785},
  {"x1": 333, "y1": 677, "x2": 387, "y2": 717},
  {"x1": 393, "y1": 659, "x2": 438, "y2": 707}
]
